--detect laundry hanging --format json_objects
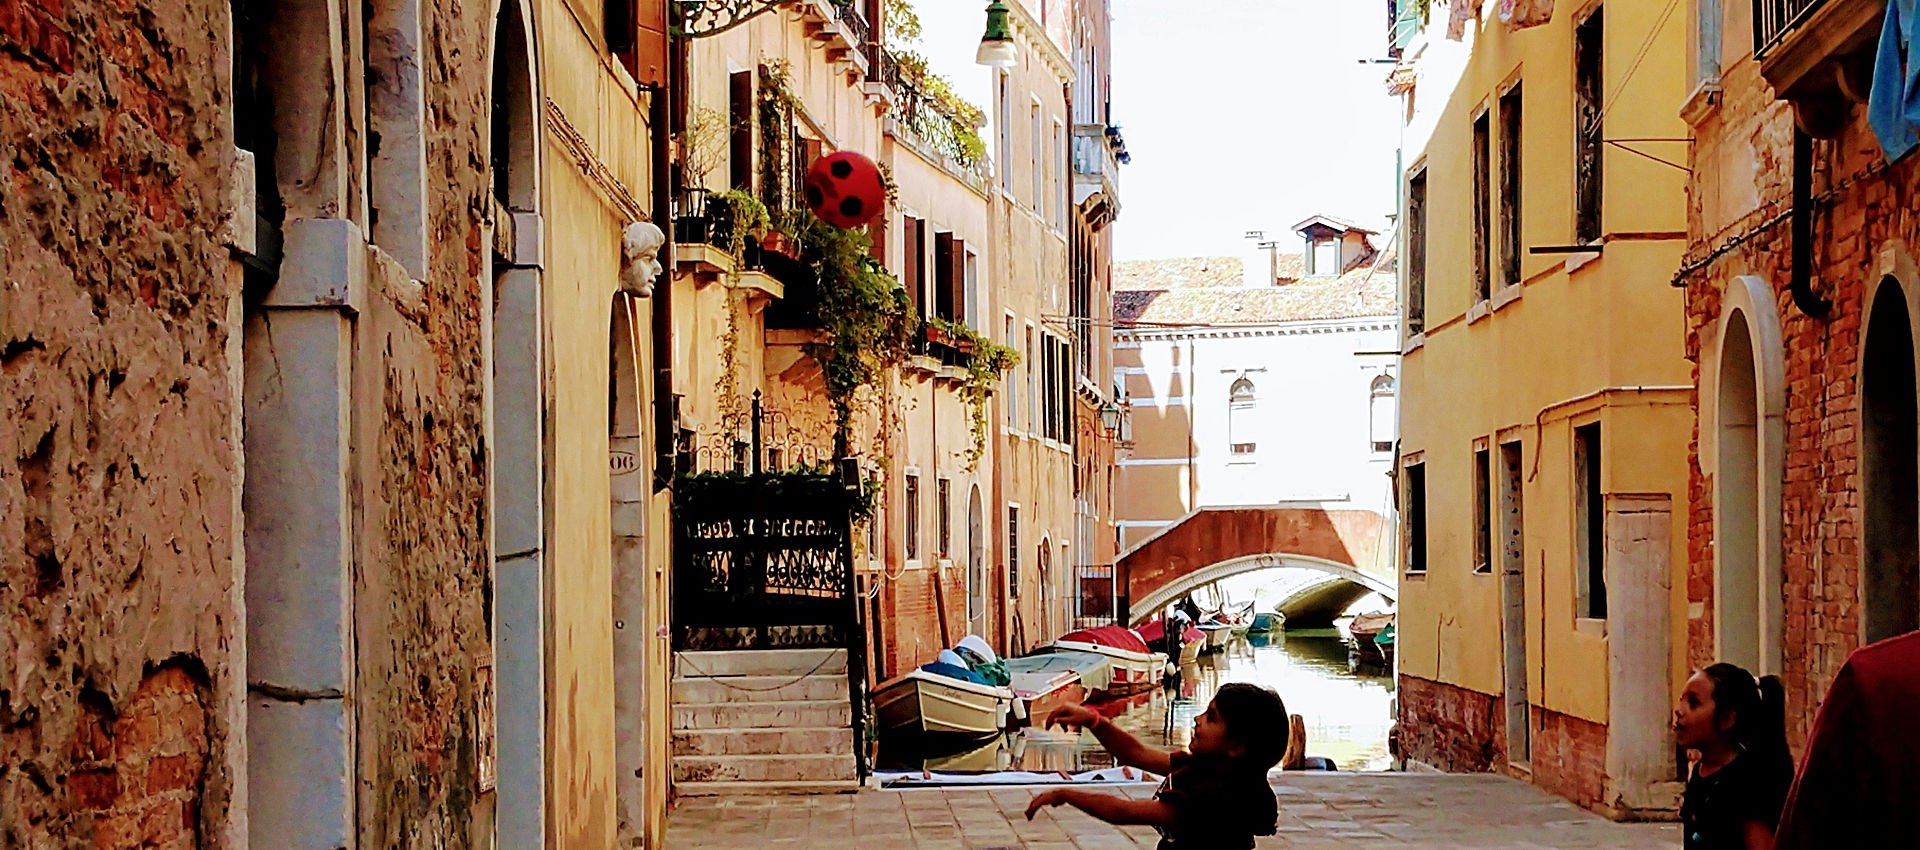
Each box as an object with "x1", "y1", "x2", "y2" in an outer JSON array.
[
  {"x1": 1869, "y1": 0, "x2": 1919, "y2": 160},
  {"x1": 1499, "y1": 0, "x2": 1555, "y2": 30}
]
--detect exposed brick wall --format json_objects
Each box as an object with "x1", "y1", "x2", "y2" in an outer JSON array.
[
  {"x1": 1532, "y1": 707, "x2": 1608, "y2": 813},
  {"x1": 1, "y1": 2, "x2": 240, "y2": 846},
  {"x1": 879, "y1": 566, "x2": 969, "y2": 677},
  {"x1": 1397, "y1": 674, "x2": 1504, "y2": 773},
  {"x1": 70, "y1": 665, "x2": 212, "y2": 850},
  {"x1": 1681, "y1": 58, "x2": 1919, "y2": 748}
]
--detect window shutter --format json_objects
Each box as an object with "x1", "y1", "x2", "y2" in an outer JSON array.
[
  {"x1": 631, "y1": 0, "x2": 668, "y2": 86},
  {"x1": 902, "y1": 216, "x2": 923, "y2": 318}
]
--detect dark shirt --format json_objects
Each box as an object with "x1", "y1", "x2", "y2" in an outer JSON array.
[
  {"x1": 1776, "y1": 631, "x2": 1920, "y2": 849},
  {"x1": 1151, "y1": 750, "x2": 1278, "y2": 850},
  {"x1": 1681, "y1": 750, "x2": 1793, "y2": 850}
]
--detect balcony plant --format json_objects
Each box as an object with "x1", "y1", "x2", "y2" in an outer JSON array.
[
  {"x1": 926, "y1": 317, "x2": 1019, "y2": 468},
  {"x1": 785, "y1": 210, "x2": 918, "y2": 453}
]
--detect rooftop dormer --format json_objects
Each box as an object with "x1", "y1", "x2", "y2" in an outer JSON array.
[{"x1": 1292, "y1": 215, "x2": 1379, "y2": 277}]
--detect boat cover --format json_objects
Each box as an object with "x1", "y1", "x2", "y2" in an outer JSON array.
[
  {"x1": 918, "y1": 661, "x2": 988, "y2": 684},
  {"x1": 1055, "y1": 624, "x2": 1150, "y2": 654},
  {"x1": 956, "y1": 634, "x2": 998, "y2": 663},
  {"x1": 1004, "y1": 651, "x2": 1113, "y2": 693}
]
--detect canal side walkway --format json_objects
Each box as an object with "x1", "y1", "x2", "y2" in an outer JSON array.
[{"x1": 666, "y1": 771, "x2": 1680, "y2": 848}]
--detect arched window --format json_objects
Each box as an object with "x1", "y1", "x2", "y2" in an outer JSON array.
[
  {"x1": 1228, "y1": 377, "x2": 1256, "y2": 456},
  {"x1": 1370, "y1": 374, "x2": 1396, "y2": 454}
]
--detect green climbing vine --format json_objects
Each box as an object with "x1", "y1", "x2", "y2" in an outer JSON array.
[
  {"x1": 706, "y1": 189, "x2": 770, "y2": 423},
  {"x1": 927, "y1": 317, "x2": 1020, "y2": 469},
  {"x1": 786, "y1": 210, "x2": 917, "y2": 448}
]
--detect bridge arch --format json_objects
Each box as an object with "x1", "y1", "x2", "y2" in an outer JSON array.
[
  {"x1": 1127, "y1": 553, "x2": 1395, "y2": 624},
  {"x1": 1119, "y1": 505, "x2": 1394, "y2": 627}
]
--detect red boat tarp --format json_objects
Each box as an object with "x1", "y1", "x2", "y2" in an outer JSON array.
[
  {"x1": 1135, "y1": 620, "x2": 1201, "y2": 645},
  {"x1": 1057, "y1": 625, "x2": 1151, "y2": 654}
]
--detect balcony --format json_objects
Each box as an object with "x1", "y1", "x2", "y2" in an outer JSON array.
[
  {"x1": 884, "y1": 52, "x2": 992, "y2": 190},
  {"x1": 1072, "y1": 125, "x2": 1125, "y2": 228},
  {"x1": 1753, "y1": 0, "x2": 1885, "y2": 136}
]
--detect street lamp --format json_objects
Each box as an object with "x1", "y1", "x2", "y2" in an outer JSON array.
[
  {"x1": 1099, "y1": 403, "x2": 1122, "y2": 436},
  {"x1": 975, "y1": 1, "x2": 1019, "y2": 67}
]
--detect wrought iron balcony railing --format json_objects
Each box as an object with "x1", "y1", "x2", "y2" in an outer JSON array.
[
  {"x1": 832, "y1": 0, "x2": 870, "y2": 50},
  {"x1": 1754, "y1": 0, "x2": 1826, "y2": 57}
]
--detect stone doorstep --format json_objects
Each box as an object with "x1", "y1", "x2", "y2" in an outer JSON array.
[
  {"x1": 672, "y1": 753, "x2": 860, "y2": 783},
  {"x1": 672, "y1": 726, "x2": 855, "y2": 757},
  {"x1": 672, "y1": 674, "x2": 850, "y2": 705},
  {"x1": 673, "y1": 779, "x2": 862, "y2": 797},
  {"x1": 675, "y1": 648, "x2": 848, "y2": 678},
  {"x1": 672, "y1": 699, "x2": 853, "y2": 730}
]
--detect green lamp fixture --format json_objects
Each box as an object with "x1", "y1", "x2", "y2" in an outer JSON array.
[{"x1": 975, "y1": 1, "x2": 1018, "y2": 67}]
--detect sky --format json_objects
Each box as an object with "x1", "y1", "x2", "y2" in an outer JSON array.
[{"x1": 908, "y1": 0, "x2": 1405, "y2": 262}]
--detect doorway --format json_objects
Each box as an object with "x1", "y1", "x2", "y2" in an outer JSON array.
[
  {"x1": 1715, "y1": 312, "x2": 1762, "y2": 670},
  {"x1": 1862, "y1": 278, "x2": 1920, "y2": 643},
  {"x1": 1497, "y1": 440, "x2": 1529, "y2": 766}
]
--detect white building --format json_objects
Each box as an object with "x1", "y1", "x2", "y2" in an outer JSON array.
[{"x1": 1113, "y1": 218, "x2": 1399, "y2": 548}]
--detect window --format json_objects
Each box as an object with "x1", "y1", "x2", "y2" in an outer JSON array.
[
  {"x1": 1031, "y1": 101, "x2": 1044, "y2": 211},
  {"x1": 1474, "y1": 447, "x2": 1493, "y2": 573},
  {"x1": 1404, "y1": 461, "x2": 1428, "y2": 573},
  {"x1": 934, "y1": 232, "x2": 965, "y2": 322},
  {"x1": 1229, "y1": 377, "x2": 1257, "y2": 456},
  {"x1": 901, "y1": 216, "x2": 927, "y2": 319},
  {"x1": 1370, "y1": 374, "x2": 1396, "y2": 454},
  {"x1": 729, "y1": 71, "x2": 754, "y2": 190},
  {"x1": 1042, "y1": 336, "x2": 1058, "y2": 441},
  {"x1": 1406, "y1": 170, "x2": 1427, "y2": 333},
  {"x1": 1054, "y1": 120, "x2": 1067, "y2": 225},
  {"x1": 1026, "y1": 324, "x2": 1037, "y2": 432},
  {"x1": 1005, "y1": 315, "x2": 1019, "y2": 427},
  {"x1": 964, "y1": 251, "x2": 980, "y2": 329},
  {"x1": 1472, "y1": 109, "x2": 1491, "y2": 302},
  {"x1": 1307, "y1": 238, "x2": 1340, "y2": 276},
  {"x1": 937, "y1": 478, "x2": 952, "y2": 559},
  {"x1": 1574, "y1": 423, "x2": 1605, "y2": 617},
  {"x1": 1575, "y1": 8, "x2": 1604, "y2": 244},
  {"x1": 905, "y1": 474, "x2": 920, "y2": 561},
  {"x1": 1008, "y1": 506, "x2": 1021, "y2": 597},
  {"x1": 1499, "y1": 85, "x2": 1524, "y2": 289},
  {"x1": 997, "y1": 72, "x2": 1012, "y2": 191}
]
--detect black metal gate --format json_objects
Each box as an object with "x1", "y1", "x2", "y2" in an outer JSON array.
[{"x1": 672, "y1": 472, "x2": 859, "y2": 650}]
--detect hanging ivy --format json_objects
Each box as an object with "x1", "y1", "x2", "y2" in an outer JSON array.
[
  {"x1": 675, "y1": 464, "x2": 878, "y2": 522},
  {"x1": 785, "y1": 211, "x2": 917, "y2": 450},
  {"x1": 758, "y1": 60, "x2": 800, "y2": 213},
  {"x1": 927, "y1": 317, "x2": 1020, "y2": 469}
]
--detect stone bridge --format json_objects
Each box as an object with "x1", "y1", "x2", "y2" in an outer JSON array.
[{"x1": 1120, "y1": 506, "x2": 1396, "y2": 628}]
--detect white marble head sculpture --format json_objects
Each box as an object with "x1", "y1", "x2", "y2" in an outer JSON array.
[{"x1": 620, "y1": 220, "x2": 666, "y2": 297}]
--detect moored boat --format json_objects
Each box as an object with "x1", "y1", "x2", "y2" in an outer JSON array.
[
  {"x1": 1002, "y1": 653, "x2": 1100, "y2": 728},
  {"x1": 1197, "y1": 622, "x2": 1234, "y2": 652},
  {"x1": 1049, "y1": 625, "x2": 1166, "y2": 697},
  {"x1": 874, "y1": 666, "x2": 1014, "y2": 745},
  {"x1": 1249, "y1": 612, "x2": 1284, "y2": 633},
  {"x1": 1345, "y1": 611, "x2": 1395, "y2": 665}
]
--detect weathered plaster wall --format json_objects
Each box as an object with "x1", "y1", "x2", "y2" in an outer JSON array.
[{"x1": 0, "y1": 2, "x2": 244, "y2": 846}]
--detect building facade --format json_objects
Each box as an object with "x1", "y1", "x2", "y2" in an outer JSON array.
[
  {"x1": 1680, "y1": 0, "x2": 1920, "y2": 748},
  {"x1": 1, "y1": 0, "x2": 675, "y2": 847},
  {"x1": 1389, "y1": 0, "x2": 1694, "y2": 817}
]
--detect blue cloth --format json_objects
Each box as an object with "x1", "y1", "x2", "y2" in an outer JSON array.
[
  {"x1": 918, "y1": 661, "x2": 987, "y2": 684},
  {"x1": 1870, "y1": 0, "x2": 1919, "y2": 160}
]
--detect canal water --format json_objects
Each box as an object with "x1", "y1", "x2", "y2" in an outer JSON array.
[{"x1": 876, "y1": 628, "x2": 1396, "y2": 773}]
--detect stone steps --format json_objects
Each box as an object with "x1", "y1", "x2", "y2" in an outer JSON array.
[
  {"x1": 671, "y1": 779, "x2": 861, "y2": 797},
  {"x1": 672, "y1": 699, "x2": 852, "y2": 730},
  {"x1": 671, "y1": 753, "x2": 859, "y2": 784},
  {"x1": 672, "y1": 674, "x2": 849, "y2": 705},
  {"x1": 674, "y1": 648, "x2": 847, "y2": 678},
  {"x1": 672, "y1": 726, "x2": 854, "y2": 757}
]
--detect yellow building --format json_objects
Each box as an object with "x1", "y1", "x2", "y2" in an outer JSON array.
[
  {"x1": 1390, "y1": 0, "x2": 1692, "y2": 817},
  {"x1": 522, "y1": 0, "x2": 672, "y2": 846},
  {"x1": 989, "y1": 0, "x2": 1081, "y2": 655}
]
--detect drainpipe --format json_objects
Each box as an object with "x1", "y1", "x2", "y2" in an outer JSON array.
[
  {"x1": 652, "y1": 23, "x2": 678, "y2": 491},
  {"x1": 1790, "y1": 128, "x2": 1831, "y2": 319}
]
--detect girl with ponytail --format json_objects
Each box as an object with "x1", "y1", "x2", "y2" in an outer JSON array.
[{"x1": 1673, "y1": 663, "x2": 1794, "y2": 850}]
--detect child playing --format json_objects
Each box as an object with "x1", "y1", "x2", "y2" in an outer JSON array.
[
  {"x1": 1024, "y1": 682, "x2": 1286, "y2": 849},
  {"x1": 1673, "y1": 662, "x2": 1794, "y2": 850}
]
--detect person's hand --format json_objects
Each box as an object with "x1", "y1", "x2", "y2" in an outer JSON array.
[
  {"x1": 1045, "y1": 702, "x2": 1101, "y2": 732},
  {"x1": 1025, "y1": 788, "x2": 1067, "y2": 820}
]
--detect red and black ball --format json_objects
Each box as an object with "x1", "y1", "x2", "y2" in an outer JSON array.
[{"x1": 804, "y1": 151, "x2": 886, "y2": 229}]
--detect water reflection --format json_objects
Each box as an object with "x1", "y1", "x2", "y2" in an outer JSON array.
[{"x1": 876, "y1": 629, "x2": 1395, "y2": 773}]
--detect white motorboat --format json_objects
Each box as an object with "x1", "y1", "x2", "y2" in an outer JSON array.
[
  {"x1": 1050, "y1": 626, "x2": 1167, "y2": 696},
  {"x1": 874, "y1": 668, "x2": 1014, "y2": 743}
]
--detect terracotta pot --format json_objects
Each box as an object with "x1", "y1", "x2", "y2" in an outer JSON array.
[{"x1": 761, "y1": 231, "x2": 796, "y2": 259}]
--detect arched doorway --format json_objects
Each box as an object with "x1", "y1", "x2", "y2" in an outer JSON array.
[
  {"x1": 1862, "y1": 277, "x2": 1920, "y2": 643},
  {"x1": 488, "y1": 0, "x2": 545, "y2": 846},
  {"x1": 1715, "y1": 310, "x2": 1761, "y2": 671},
  {"x1": 609, "y1": 296, "x2": 648, "y2": 844}
]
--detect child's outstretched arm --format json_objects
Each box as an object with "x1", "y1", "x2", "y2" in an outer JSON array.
[
  {"x1": 1043, "y1": 704, "x2": 1173, "y2": 774},
  {"x1": 1024, "y1": 788, "x2": 1176, "y2": 826}
]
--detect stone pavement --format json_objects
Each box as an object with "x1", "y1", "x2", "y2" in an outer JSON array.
[{"x1": 666, "y1": 772, "x2": 1681, "y2": 848}]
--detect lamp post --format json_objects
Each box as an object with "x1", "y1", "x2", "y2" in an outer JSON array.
[{"x1": 975, "y1": 1, "x2": 1018, "y2": 67}]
